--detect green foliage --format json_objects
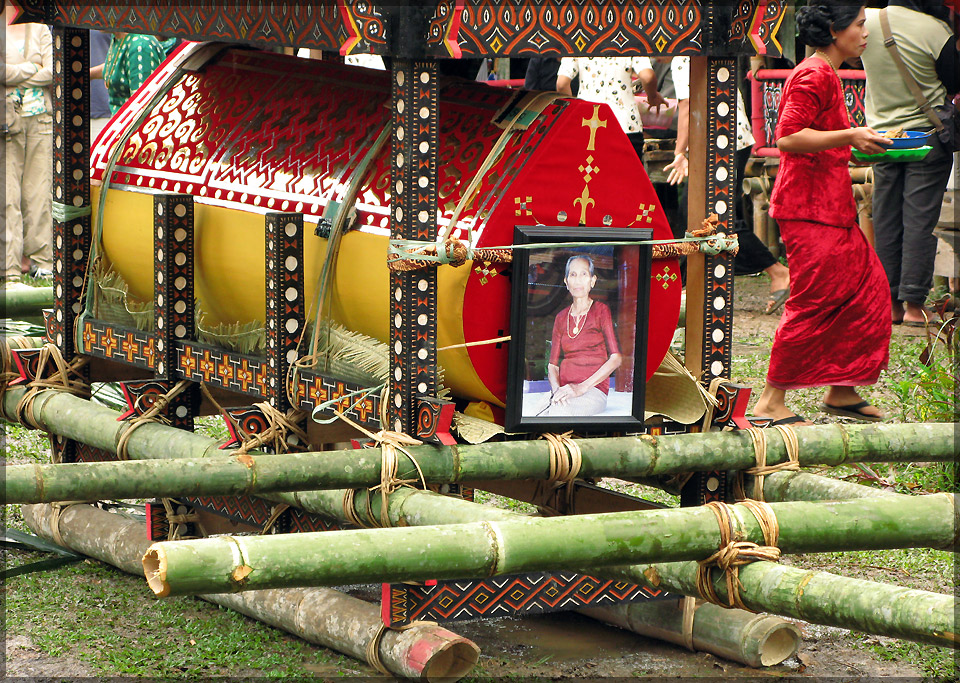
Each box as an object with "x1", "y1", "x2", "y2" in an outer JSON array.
[{"x1": 4, "y1": 560, "x2": 360, "y2": 678}]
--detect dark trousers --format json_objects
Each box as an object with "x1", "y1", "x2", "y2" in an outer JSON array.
[
  {"x1": 872, "y1": 133, "x2": 954, "y2": 305},
  {"x1": 733, "y1": 147, "x2": 777, "y2": 275}
]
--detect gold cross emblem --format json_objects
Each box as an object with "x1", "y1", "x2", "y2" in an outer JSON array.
[{"x1": 581, "y1": 105, "x2": 607, "y2": 151}]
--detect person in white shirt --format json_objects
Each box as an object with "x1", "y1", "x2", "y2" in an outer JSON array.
[
  {"x1": 662, "y1": 56, "x2": 791, "y2": 314},
  {"x1": 556, "y1": 56, "x2": 665, "y2": 159}
]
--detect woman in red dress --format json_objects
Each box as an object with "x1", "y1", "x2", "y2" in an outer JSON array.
[
  {"x1": 541, "y1": 254, "x2": 622, "y2": 416},
  {"x1": 753, "y1": 2, "x2": 893, "y2": 425}
]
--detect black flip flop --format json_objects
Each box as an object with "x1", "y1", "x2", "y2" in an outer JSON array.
[
  {"x1": 770, "y1": 414, "x2": 809, "y2": 426},
  {"x1": 819, "y1": 400, "x2": 883, "y2": 422}
]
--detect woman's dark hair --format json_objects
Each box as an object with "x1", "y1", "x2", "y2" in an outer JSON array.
[{"x1": 796, "y1": 3, "x2": 863, "y2": 48}]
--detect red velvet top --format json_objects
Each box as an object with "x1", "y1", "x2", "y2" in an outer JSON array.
[
  {"x1": 769, "y1": 58, "x2": 858, "y2": 228},
  {"x1": 550, "y1": 300, "x2": 619, "y2": 394}
]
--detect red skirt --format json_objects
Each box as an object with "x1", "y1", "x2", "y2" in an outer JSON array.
[{"x1": 767, "y1": 220, "x2": 891, "y2": 390}]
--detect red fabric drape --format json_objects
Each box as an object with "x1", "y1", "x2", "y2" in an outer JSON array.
[{"x1": 767, "y1": 219, "x2": 891, "y2": 389}]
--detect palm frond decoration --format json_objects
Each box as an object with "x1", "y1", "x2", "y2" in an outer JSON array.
[{"x1": 196, "y1": 309, "x2": 267, "y2": 356}]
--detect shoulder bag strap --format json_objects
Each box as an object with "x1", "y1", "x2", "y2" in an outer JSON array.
[{"x1": 879, "y1": 8, "x2": 943, "y2": 131}]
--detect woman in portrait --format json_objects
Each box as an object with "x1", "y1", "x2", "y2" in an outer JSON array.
[{"x1": 540, "y1": 254, "x2": 622, "y2": 416}]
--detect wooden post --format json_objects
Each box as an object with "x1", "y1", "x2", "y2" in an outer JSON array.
[
  {"x1": 387, "y1": 56, "x2": 439, "y2": 434},
  {"x1": 264, "y1": 213, "x2": 305, "y2": 413},
  {"x1": 683, "y1": 55, "x2": 739, "y2": 504},
  {"x1": 153, "y1": 194, "x2": 197, "y2": 430}
]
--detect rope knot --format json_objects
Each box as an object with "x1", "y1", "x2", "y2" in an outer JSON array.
[
  {"x1": 438, "y1": 238, "x2": 470, "y2": 267},
  {"x1": 695, "y1": 500, "x2": 782, "y2": 612}
]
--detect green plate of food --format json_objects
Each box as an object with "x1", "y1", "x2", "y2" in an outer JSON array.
[{"x1": 852, "y1": 145, "x2": 932, "y2": 163}]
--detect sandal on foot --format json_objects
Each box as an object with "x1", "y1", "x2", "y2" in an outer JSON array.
[
  {"x1": 770, "y1": 414, "x2": 809, "y2": 426},
  {"x1": 765, "y1": 288, "x2": 790, "y2": 315},
  {"x1": 819, "y1": 400, "x2": 883, "y2": 422}
]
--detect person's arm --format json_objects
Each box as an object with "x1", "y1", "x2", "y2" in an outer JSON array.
[
  {"x1": 556, "y1": 57, "x2": 577, "y2": 96},
  {"x1": 935, "y1": 35, "x2": 960, "y2": 95},
  {"x1": 90, "y1": 63, "x2": 104, "y2": 80},
  {"x1": 21, "y1": 25, "x2": 52, "y2": 87},
  {"x1": 664, "y1": 98, "x2": 689, "y2": 185},
  {"x1": 777, "y1": 126, "x2": 889, "y2": 155},
  {"x1": 635, "y1": 66, "x2": 666, "y2": 110},
  {"x1": 547, "y1": 363, "x2": 561, "y2": 393},
  {"x1": 5, "y1": 60, "x2": 38, "y2": 86},
  {"x1": 775, "y1": 68, "x2": 889, "y2": 155}
]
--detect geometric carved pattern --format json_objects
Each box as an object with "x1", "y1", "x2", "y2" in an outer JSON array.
[
  {"x1": 749, "y1": 0, "x2": 787, "y2": 57},
  {"x1": 383, "y1": 572, "x2": 669, "y2": 627},
  {"x1": 295, "y1": 369, "x2": 381, "y2": 429},
  {"x1": 177, "y1": 342, "x2": 269, "y2": 399},
  {"x1": 710, "y1": 381, "x2": 754, "y2": 431},
  {"x1": 457, "y1": 0, "x2": 705, "y2": 56},
  {"x1": 80, "y1": 320, "x2": 156, "y2": 369},
  {"x1": 264, "y1": 213, "x2": 305, "y2": 413},
  {"x1": 50, "y1": 27, "x2": 91, "y2": 359},
  {"x1": 388, "y1": 58, "x2": 439, "y2": 434},
  {"x1": 182, "y1": 494, "x2": 341, "y2": 535},
  {"x1": 415, "y1": 396, "x2": 456, "y2": 445},
  {"x1": 50, "y1": 3, "x2": 352, "y2": 53},
  {"x1": 183, "y1": 495, "x2": 286, "y2": 532}
]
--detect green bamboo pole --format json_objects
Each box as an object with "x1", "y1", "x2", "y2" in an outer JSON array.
[
  {"x1": 269, "y1": 485, "x2": 958, "y2": 651},
  {"x1": 142, "y1": 494, "x2": 957, "y2": 597},
  {"x1": 1, "y1": 285, "x2": 54, "y2": 318},
  {"x1": 19, "y1": 503, "x2": 480, "y2": 680},
  {"x1": 3, "y1": 386, "x2": 956, "y2": 504},
  {"x1": 606, "y1": 561, "x2": 957, "y2": 649},
  {"x1": 761, "y1": 470, "x2": 900, "y2": 502}
]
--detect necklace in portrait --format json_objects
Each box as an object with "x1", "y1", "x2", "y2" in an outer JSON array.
[{"x1": 567, "y1": 300, "x2": 594, "y2": 338}]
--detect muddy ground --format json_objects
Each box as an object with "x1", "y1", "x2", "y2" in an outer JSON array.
[{"x1": 3, "y1": 275, "x2": 943, "y2": 680}]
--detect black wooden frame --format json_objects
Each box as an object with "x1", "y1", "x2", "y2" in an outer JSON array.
[{"x1": 506, "y1": 226, "x2": 652, "y2": 432}]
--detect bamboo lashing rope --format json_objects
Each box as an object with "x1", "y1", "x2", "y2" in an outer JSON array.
[
  {"x1": 387, "y1": 238, "x2": 512, "y2": 272},
  {"x1": 364, "y1": 618, "x2": 440, "y2": 675},
  {"x1": 233, "y1": 402, "x2": 309, "y2": 456},
  {"x1": 260, "y1": 503, "x2": 290, "y2": 535},
  {"x1": 115, "y1": 380, "x2": 193, "y2": 460},
  {"x1": 388, "y1": 216, "x2": 738, "y2": 272},
  {"x1": 733, "y1": 425, "x2": 801, "y2": 501},
  {"x1": 48, "y1": 502, "x2": 81, "y2": 548},
  {"x1": 541, "y1": 431, "x2": 582, "y2": 485},
  {"x1": 161, "y1": 497, "x2": 201, "y2": 541},
  {"x1": 14, "y1": 344, "x2": 90, "y2": 432},
  {"x1": 695, "y1": 500, "x2": 781, "y2": 612},
  {"x1": 331, "y1": 410, "x2": 427, "y2": 529}
]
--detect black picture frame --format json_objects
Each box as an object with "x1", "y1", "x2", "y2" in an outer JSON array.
[{"x1": 506, "y1": 226, "x2": 653, "y2": 432}]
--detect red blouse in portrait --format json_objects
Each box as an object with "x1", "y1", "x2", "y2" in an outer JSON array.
[
  {"x1": 769, "y1": 58, "x2": 858, "y2": 228},
  {"x1": 550, "y1": 301, "x2": 619, "y2": 394}
]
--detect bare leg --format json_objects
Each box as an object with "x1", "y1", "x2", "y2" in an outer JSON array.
[
  {"x1": 766, "y1": 261, "x2": 789, "y2": 293},
  {"x1": 752, "y1": 384, "x2": 812, "y2": 424},
  {"x1": 822, "y1": 386, "x2": 883, "y2": 418},
  {"x1": 892, "y1": 299, "x2": 933, "y2": 324}
]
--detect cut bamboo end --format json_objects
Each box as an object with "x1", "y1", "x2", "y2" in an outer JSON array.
[
  {"x1": 747, "y1": 615, "x2": 802, "y2": 667},
  {"x1": 142, "y1": 545, "x2": 170, "y2": 597},
  {"x1": 421, "y1": 637, "x2": 480, "y2": 682}
]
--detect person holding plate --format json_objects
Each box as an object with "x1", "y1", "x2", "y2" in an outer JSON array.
[
  {"x1": 541, "y1": 254, "x2": 622, "y2": 417},
  {"x1": 860, "y1": 0, "x2": 959, "y2": 326},
  {"x1": 752, "y1": 2, "x2": 893, "y2": 425}
]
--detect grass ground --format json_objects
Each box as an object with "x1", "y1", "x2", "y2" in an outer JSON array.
[{"x1": 2, "y1": 274, "x2": 957, "y2": 679}]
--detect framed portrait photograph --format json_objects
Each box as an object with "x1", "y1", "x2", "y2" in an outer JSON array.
[{"x1": 505, "y1": 226, "x2": 653, "y2": 432}]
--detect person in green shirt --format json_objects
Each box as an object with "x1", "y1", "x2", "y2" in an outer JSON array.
[{"x1": 90, "y1": 32, "x2": 165, "y2": 115}]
